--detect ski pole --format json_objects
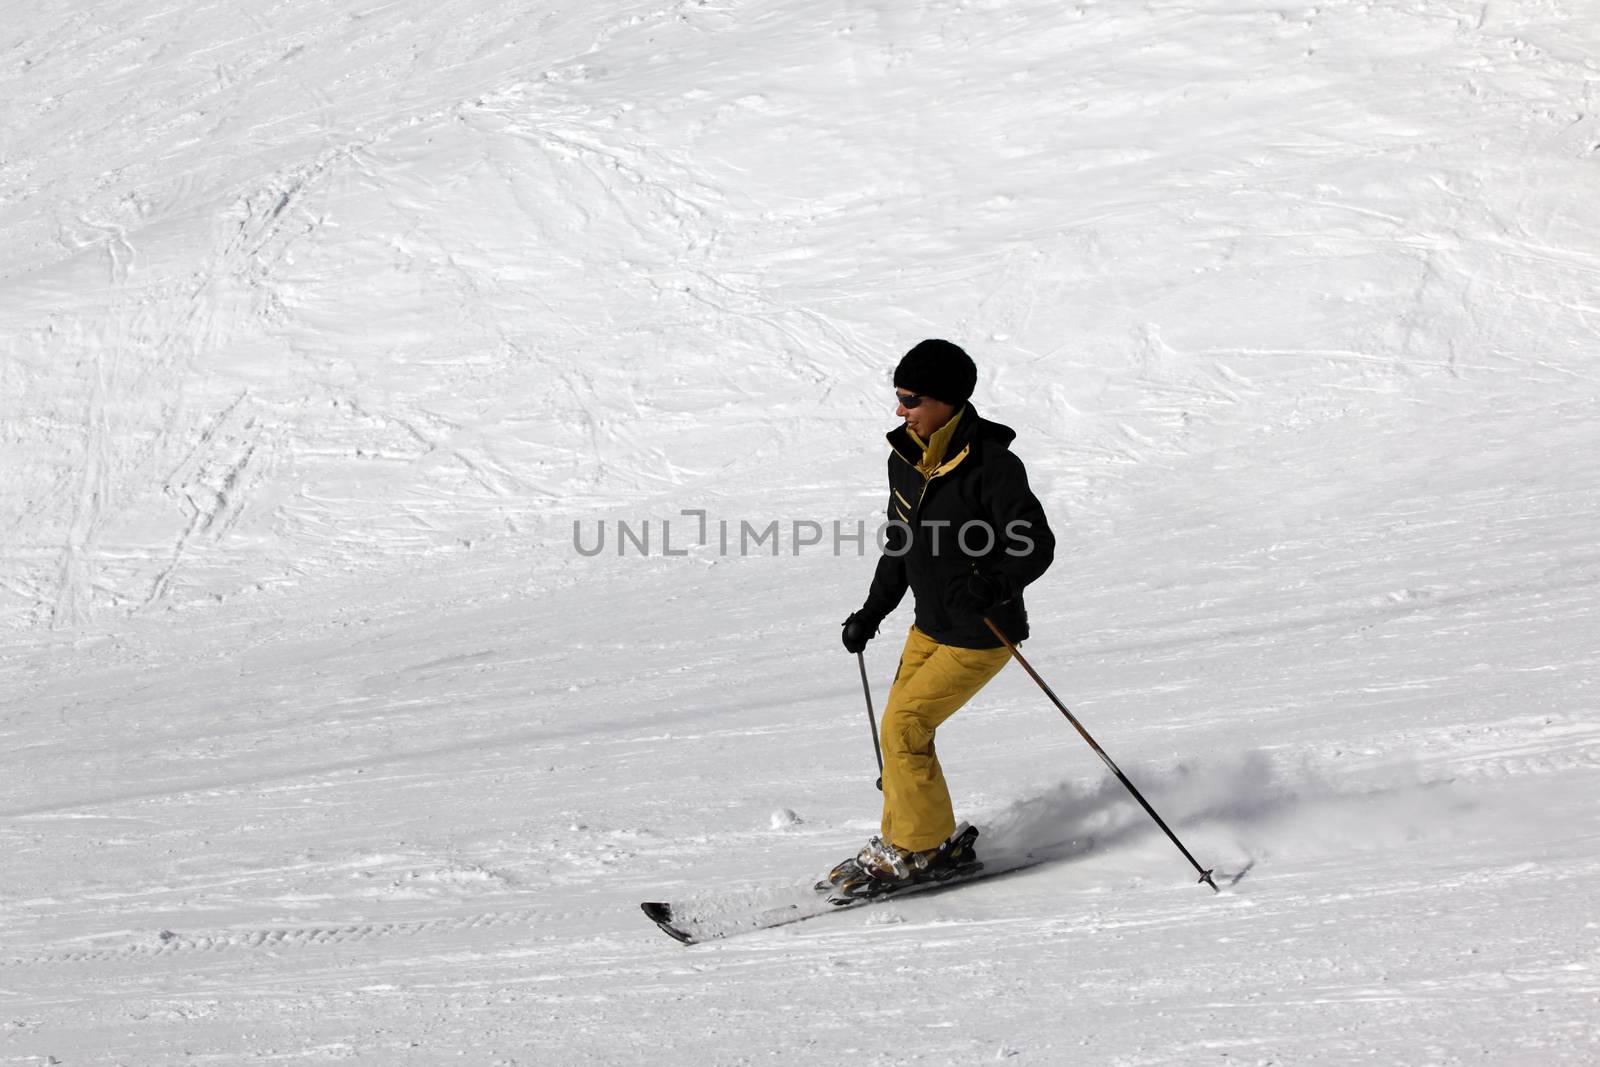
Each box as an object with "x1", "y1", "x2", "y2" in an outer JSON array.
[
  {"x1": 983, "y1": 617, "x2": 1218, "y2": 892},
  {"x1": 856, "y1": 651, "x2": 885, "y2": 791}
]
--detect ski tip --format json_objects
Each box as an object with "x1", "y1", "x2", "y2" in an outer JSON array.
[{"x1": 641, "y1": 901, "x2": 696, "y2": 944}]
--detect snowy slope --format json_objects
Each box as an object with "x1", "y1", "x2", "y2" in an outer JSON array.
[{"x1": 4, "y1": 0, "x2": 1600, "y2": 1063}]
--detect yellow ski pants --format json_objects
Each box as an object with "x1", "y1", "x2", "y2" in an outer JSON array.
[{"x1": 879, "y1": 625, "x2": 1012, "y2": 852}]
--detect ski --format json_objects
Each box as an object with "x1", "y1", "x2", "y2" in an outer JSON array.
[{"x1": 641, "y1": 853, "x2": 1042, "y2": 945}]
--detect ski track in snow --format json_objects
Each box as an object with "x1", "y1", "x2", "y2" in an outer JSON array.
[
  {"x1": 2, "y1": 907, "x2": 561, "y2": 969},
  {"x1": 4, "y1": 0, "x2": 1600, "y2": 1063}
]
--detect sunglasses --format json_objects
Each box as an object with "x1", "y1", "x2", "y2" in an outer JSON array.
[{"x1": 896, "y1": 392, "x2": 927, "y2": 409}]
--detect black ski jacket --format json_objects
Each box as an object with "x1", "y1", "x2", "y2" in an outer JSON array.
[{"x1": 858, "y1": 404, "x2": 1054, "y2": 649}]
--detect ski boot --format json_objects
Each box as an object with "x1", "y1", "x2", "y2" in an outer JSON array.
[
  {"x1": 825, "y1": 824, "x2": 981, "y2": 901},
  {"x1": 816, "y1": 851, "x2": 868, "y2": 892},
  {"x1": 815, "y1": 832, "x2": 892, "y2": 892}
]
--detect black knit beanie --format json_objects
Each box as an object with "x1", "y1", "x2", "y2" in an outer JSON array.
[{"x1": 894, "y1": 339, "x2": 977, "y2": 405}]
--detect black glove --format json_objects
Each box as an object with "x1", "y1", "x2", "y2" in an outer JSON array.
[
  {"x1": 950, "y1": 569, "x2": 1009, "y2": 615},
  {"x1": 841, "y1": 611, "x2": 878, "y2": 654}
]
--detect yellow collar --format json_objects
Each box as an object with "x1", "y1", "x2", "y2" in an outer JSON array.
[{"x1": 909, "y1": 408, "x2": 965, "y2": 477}]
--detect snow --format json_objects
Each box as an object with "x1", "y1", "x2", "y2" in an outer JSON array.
[{"x1": 3, "y1": 0, "x2": 1600, "y2": 1062}]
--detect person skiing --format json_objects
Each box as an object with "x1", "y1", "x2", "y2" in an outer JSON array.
[{"x1": 828, "y1": 339, "x2": 1056, "y2": 897}]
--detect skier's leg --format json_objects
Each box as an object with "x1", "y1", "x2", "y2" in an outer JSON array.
[
  {"x1": 875, "y1": 626, "x2": 938, "y2": 846},
  {"x1": 879, "y1": 634, "x2": 1011, "y2": 852},
  {"x1": 886, "y1": 624, "x2": 940, "y2": 692}
]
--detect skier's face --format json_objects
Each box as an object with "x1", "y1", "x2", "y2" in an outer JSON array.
[{"x1": 896, "y1": 390, "x2": 958, "y2": 439}]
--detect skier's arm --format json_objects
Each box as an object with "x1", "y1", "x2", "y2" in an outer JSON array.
[
  {"x1": 980, "y1": 449, "x2": 1055, "y2": 594},
  {"x1": 842, "y1": 523, "x2": 907, "y2": 651},
  {"x1": 860, "y1": 530, "x2": 910, "y2": 626},
  {"x1": 855, "y1": 454, "x2": 912, "y2": 630}
]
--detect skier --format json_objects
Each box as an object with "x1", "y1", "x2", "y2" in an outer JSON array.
[{"x1": 831, "y1": 339, "x2": 1056, "y2": 897}]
